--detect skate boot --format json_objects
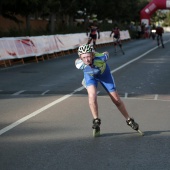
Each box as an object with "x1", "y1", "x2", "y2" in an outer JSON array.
[
  {"x1": 126, "y1": 118, "x2": 144, "y2": 136},
  {"x1": 92, "y1": 118, "x2": 101, "y2": 137}
]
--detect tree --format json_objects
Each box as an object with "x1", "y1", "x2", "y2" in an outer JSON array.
[
  {"x1": 163, "y1": 11, "x2": 170, "y2": 26},
  {"x1": 40, "y1": 0, "x2": 78, "y2": 33},
  {"x1": 0, "y1": 0, "x2": 41, "y2": 34},
  {"x1": 0, "y1": 0, "x2": 154, "y2": 35}
]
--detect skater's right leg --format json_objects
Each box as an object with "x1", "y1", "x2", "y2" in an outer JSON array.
[
  {"x1": 92, "y1": 118, "x2": 101, "y2": 137},
  {"x1": 87, "y1": 37, "x2": 92, "y2": 45},
  {"x1": 87, "y1": 85, "x2": 101, "y2": 137},
  {"x1": 92, "y1": 118, "x2": 101, "y2": 129},
  {"x1": 114, "y1": 42, "x2": 117, "y2": 54},
  {"x1": 91, "y1": 33, "x2": 97, "y2": 49},
  {"x1": 87, "y1": 85, "x2": 99, "y2": 119}
]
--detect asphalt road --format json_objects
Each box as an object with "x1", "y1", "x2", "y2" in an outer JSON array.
[{"x1": 0, "y1": 34, "x2": 170, "y2": 170}]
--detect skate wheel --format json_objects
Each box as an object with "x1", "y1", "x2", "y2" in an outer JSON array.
[
  {"x1": 137, "y1": 130, "x2": 144, "y2": 136},
  {"x1": 93, "y1": 129, "x2": 100, "y2": 137}
]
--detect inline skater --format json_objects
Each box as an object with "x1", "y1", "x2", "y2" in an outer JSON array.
[
  {"x1": 86, "y1": 20, "x2": 100, "y2": 49},
  {"x1": 150, "y1": 24, "x2": 156, "y2": 40},
  {"x1": 156, "y1": 25, "x2": 164, "y2": 48},
  {"x1": 110, "y1": 27, "x2": 124, "y2": 55},
  {"x1": 75, "y1": 44, "x2": 143, "y2": 137}
]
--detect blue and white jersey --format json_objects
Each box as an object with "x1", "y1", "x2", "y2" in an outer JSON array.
[
  {"x1": 75, "y1": 52, "x2": 109, "y2": 75},
  {"x1": 75, "y1": 52, "x2": 116, "y2": 92}
]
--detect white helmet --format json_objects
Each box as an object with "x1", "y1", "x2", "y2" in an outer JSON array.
[{"x1": 78, "y1": 44, "x2": 93, "y2": 56}]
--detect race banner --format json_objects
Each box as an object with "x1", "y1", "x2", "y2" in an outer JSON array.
[
  {"x1": 14, "y1": 38, "x2": 36, "y2": 57},
  {"x1": 0, "y1": 31, "x2": 131, "y2": 61},
  {"x1": 0, "y1": 38, "x2": 17, "y2": 60}
]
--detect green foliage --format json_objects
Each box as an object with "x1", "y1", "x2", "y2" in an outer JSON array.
[
  {"x1": 0, "y1": 0, "x2": 152, "y2": 37},
  {"x1": 162, "y1": 11, "x2": 170, "y2": 26}
]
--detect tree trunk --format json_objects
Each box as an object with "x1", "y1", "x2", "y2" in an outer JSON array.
[
  {"x1": 25, "y1": 14, "x2": 31, "y2": 35},
  {"x1": 49, "y1": 13, "x2": 56, "y2": 34}
]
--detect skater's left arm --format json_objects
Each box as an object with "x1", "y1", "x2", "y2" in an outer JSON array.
[
  {"x1": 94, "y1": 51, "x2": 109, "y2": 62},
  {"x1": 103, "y1": 52, "x2": 109, "y2": 60}
]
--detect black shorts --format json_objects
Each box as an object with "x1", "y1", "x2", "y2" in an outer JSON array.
[
  {"x1": 89, "y1": 34, "x2": 97, "y2": 40},
  {"x1": 113, "y1": 35, "x2": 119, "y2": 39}
]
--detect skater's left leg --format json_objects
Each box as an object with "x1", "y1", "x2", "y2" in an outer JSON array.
[
  {"x1": 108, "y1": 91, "x2": 130, "y2": 119},
  {"x1": 108, "y1": 91, "x2": 141, "y2": 132}
]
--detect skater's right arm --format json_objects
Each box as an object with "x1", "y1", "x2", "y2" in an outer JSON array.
[{"x1": 75, "y1": 58, "x2": 86, "y2": 70}]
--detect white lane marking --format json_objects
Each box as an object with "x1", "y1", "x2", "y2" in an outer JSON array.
[
  {"x1": 0, "y1": 86, "x2": 85, "y2": 135},
  {"x1": 154, "y1": 94, "x2": 158, "y2": 100},
  {"x1": 1, "y1": 43, "x2": 170, "y2": 135},
  {"x1": 40, "y1": 84, "x2": 58, "y2": 87},
  {"x1": 12, "y1": 90, "x2": 26, "y2": 96},
  {"x1": 111, "y1": 47, "x2": 158, "y2": 74},
  {"x1": 0, "y1": 92, "x2": 77, "y2": 135},
  {"x1": 41, "y1": 90, "x2": 50, "y2": 95},
  {"x1": 100, "y1": 95, "x2": 170, "y2": 102},
  {"x1": 124, "y1": 93, "x2": 128, "y2": 99},
  {"x1": 125, "y1": 97, "x2": 170, "y2": 102}
]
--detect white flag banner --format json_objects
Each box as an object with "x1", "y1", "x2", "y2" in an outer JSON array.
[{"x1": 0, "y1": 31, "x2": 131, "y2": 61}]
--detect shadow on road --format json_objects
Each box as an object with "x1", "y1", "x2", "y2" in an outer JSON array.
[{"x1": 99, "y1": 130, "x2": 170, "y2": 138}]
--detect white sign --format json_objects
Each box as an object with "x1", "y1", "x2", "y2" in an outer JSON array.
[{"x1": 166, "y1": 0, "x2": 170, "y2": 8}]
